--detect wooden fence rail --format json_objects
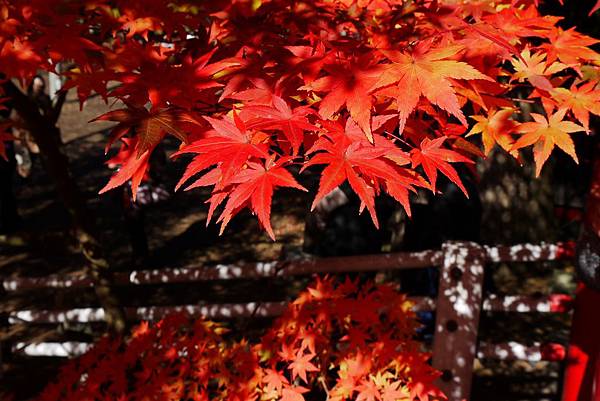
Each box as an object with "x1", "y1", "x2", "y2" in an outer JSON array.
[
  {"x1": 2, "y1": 243, "x2": 570, "y2": 292},
  {"x1": 0, "y1": 241, "x2": 575, "y2": 401}
]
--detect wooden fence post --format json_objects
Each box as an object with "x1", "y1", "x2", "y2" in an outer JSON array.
[
  {"x1": 432, "y1": 241, "x2": 486, "y2": 401},
  {"x1": 562, "y1": 284, "x2": 600, "y2": 401}
]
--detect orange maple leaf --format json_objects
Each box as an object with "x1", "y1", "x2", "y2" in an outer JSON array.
[
  {"x1": 356, "y1": 379, "x2": 381, "y2": 401},
  {"x1": 511, "y1": 48, "x2": 567, "y2": 92},
  {"x1": 374, "y1": 41, "x2": 491, "y2": 133},
  {"x1": 288, "y1": 352, "x2": 319, "y2": 383},
  {"x1": 281, "y1": 386, "x2": 309, "y2": 401},
  {"x1": 92, "y1": 106, "x2": 201, "y2": 156},
  {"x1": 540, "y1": 27, "x2": 600, "y2": 65},
  {"x1": 550, "y1": 82, "x2": 600, "y2": 132},
  {"x1": 380, "y1": 381, "x2": 409, "y2": 401},
  {"x1": 467, "y1": 108, "x2": 519, "y2": 157},
  {"x1": 262, "y1": 369, "x2": 289, "y2": 394},
  {"x1": 512, "y1": 108, "x2": 584, "y2": 176}
]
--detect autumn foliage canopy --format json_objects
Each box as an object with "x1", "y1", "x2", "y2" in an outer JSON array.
[
  {"x1": 1, "y1": 0, "x2": 600, "y2": 239},
  {"x1": 3, "y1": 1, "x2": 600, "y2": 401}
]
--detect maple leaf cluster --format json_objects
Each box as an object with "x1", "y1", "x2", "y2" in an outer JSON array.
[
  {"x1": 1, "y1": 0, "x2": 600, "y2": 238},
  {"x1": 34, "y1": 277, "x2": 443, "y2": 401}
]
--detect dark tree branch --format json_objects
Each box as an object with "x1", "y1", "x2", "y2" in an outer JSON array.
[{"x1": 50, "y1": 88, "x2": 67, "y2": 126}]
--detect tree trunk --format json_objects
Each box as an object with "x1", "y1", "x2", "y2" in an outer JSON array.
[{"x1": 1, "y1": 78, "x2": 126, "y2": 333}]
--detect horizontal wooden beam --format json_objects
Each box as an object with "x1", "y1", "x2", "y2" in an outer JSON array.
[
  {"x1": 477, "y1": 341, "x2": 566, "y2": 362},
  {"x1": 482, "y1": 294, "x2": 573, "y2": 313},
  {"x1": 7, "y1": 291, "x2": 573, "y2": 326},
  {"x1": 483, "y1": 241, "x2": 574, "y2": 263},
  {"x1": 8, "y1": 297, "x2": 436, "y2": 324},
  {"x1": 2, "y1": 250, "x2": 442, "y2": 291},
  {"x1": 13, "y1": 341, "x2": 92, "y2": 357},
  {"x1": 13, "y1": 340, "x2": 568, "y2": 361},
  {"x1": 2, "y1": 242, "x2": 574, "y2": 292}
]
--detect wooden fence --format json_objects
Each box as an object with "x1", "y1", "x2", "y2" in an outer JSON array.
[{"x1": 1, "y1": 241, "x2": 575, "y2": 401}]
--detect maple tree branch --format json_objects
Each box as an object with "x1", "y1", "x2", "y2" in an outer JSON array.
[
  {"x1": 49, "y1": 88, "x2": 67, "y2": 126},
  {"x1": 318, "y1": 375, "x2": 331, "y2": 401},
  {"x1": 509, "y1": 98, "x2": 536, "y2": 104},
  {"x1": 1, "y1": 77, "x2": 127, "y2": 333}
]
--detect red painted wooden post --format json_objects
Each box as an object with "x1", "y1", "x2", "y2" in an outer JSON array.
[
  {"x1": 432, "y1": 242, "x2": 486, "y2": 401},
  {"x1": 562, "y1": 285, "x2": 600, "y2": 401},
  {"x1": 596, "y1": 353, "x2": 600, "y2": 400},
  {"x1": 563, "y1": 141, "x2": 600, "y2": 401}
]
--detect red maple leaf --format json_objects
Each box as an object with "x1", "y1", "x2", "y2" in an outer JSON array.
[
  {"x1": 61, "y1": 68, "x2": 118, "y2": 110},
  {"x1": 241, "y1": 95, "x2": 318, "y2": 155},
  {"x1": 410, "y1": 137, "x2": 473, "y2": 196},
  {"x1": 590, "y1": 0, "x2": 600, "y2": 16},
  {"x1": 0, "y1": 39, "x2": 45, "y2": 81},
  {"x1": 301, "y1": 55, "x2": 384, "y2": 142},
  {"x1": 217, "y1": 47, "x2": 277, "y2": 104},
  {"x1": 111, "y1": 48, "x2": 238, "y2": 109},
  {"x1": 409, "y1": 367, "x2": 446, "y2": 401},
  {"x1": 99, "y1": 137, "x2": 151, "y2": 200},
  {"x1": 225, "y1": 76, "x2": 283, "y2": 105},
  {"x1": 304, "y1": 118, "x2": 422, "y2": 225},
  {"x1": 284, "y1": 42, "x2": 333, "y2": 85},
  {"x1": 31, "y1": 24, "x2": 103, "y2": 69},
  {"x1": 175, "y1": 112, "x2": 270, "y2": 190},
  {"x1": 214, "y1": 157, "x2": 306, "y2": 240}
]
